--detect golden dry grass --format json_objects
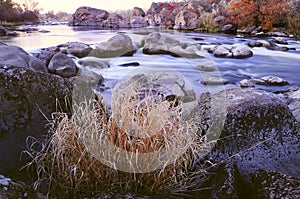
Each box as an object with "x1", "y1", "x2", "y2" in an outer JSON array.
[{"x1": 25, "y1": 82, "x2": 206, "y2": 198}]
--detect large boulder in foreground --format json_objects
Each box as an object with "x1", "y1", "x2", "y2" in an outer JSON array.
[
  {"x1": 0, "y1": 43, "x2": 47, "y2": 72},
  {"x1": 89, "y1": 34, "x2": 134, "y2": 58},
  {"x1": 69, "y1": 6, "x2": 109, "y2": 26},
  {"x1": 197, "y1": 88, "x2": 300, "y2": 178},
  {"x1": 0, "y1": 65, "x2": 72, "y2": 180},
  {"x1": 141, "y1": 32, "x2": 201, "y2": 58},
  {"x1": 190, "y1": 88, "x2": 300, "y2": 197}
]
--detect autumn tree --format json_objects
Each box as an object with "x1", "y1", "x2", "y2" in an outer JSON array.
[{"x1": 229, "y1": 0, "x2": 288, "y2": 30}]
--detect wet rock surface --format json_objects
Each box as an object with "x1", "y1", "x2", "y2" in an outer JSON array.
[{"x1": 210, "y1": 44, "x2": 253, "y2": 58}]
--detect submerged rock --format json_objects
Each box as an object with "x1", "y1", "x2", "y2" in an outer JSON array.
[{"x1": 89, "y1": 34, "x2": 134, "y2": 58}]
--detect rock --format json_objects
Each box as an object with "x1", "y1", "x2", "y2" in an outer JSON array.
[
  {"x1": 141, "y1": 32, "x2": 202, "y2": 58},
  {"x1": 48, "y1": 53, "x2": 77, "y2": 78},
  {"x1": 103, "y1": 13, "x2": 128, "y2": 29},
  {"x1": 211, "y1": 44, "x2": 253, "y2": 58},
  {"x1": 0, "y1": 26, "x2": 7, "y2": 36},
  {"x1": 89, "y1": 34, "x2": 134, "y2": 58},
  {"x1": 0, "y1": 65, "x2": 72, "y2": 179},
  {"x1": 174, "y1": 10, "x2": 198, "y2": 30},
  {"x1": 69, "y1": 6, "x2": 109, "y2": 26},
  {"x1": 213, "y1": 16, "x2": 225, "y2": 25},
  {"x1": 248, "y1": 40, "x2": 289, "y2": 51},
  {"x1": 0, "y1": 44, "x2": 47, "y2": 72},
  {"x1": 248, "y1": 40, "x2": 271, "y2": 48},
  {"x1": 237, "y1": 25, "x2": 256, "y2": 34},
  {"x1": 115, "y1": 72, "x2": 196, "y2": 104},
  {"x1": 133, "y1": 7, "x2": 145, "y2": 17},
  {"x1": 197, "y1": 64, "x2": 216, "y2": 72},
  {"x1": 131, "y1": 16, "x2": 149, "y2": 28},
  {"x1": 77, "y1": 57, "x2": 109, "y2": 69},
  {"x1": 252, "y1": 170, "x2": 300, "y2": 198},
  {"x1": 222, "y1": 24, "x2": 235, "y2": 34},
  {"x1": 57, "y1": 42, "x2": 93, "y2": 58},
  {"x1": 197, "y1": 88, "x2": 300, "y2": 180},
  {"x1": 231, "y1": 45, "x2": 253, "y2": 58},
  {"x1": 238, "y1": 79, "x2": 255, "y2": 88},
  {"x1": 39, "y1": 29, "x2": 50, "y2": 33},
  {"x1": 0, "y1": 174, "x2": 41, "y2": 198},
  {"x1": 287, "y1": 89, "x2": 300, "y2": 123},
  {"x1": 118, "y1": 62, "x2": 140, "y2": 67},
  {"x1": 253, "y1": 75, "x2": 289, "y2": 86},
  {"x1": 34, "y1": 50, "x2": 56, "y2": 66},
  {"x1": 267, "y1": 32, "x2": 288, "y2": 37},
  {"x1": 201, "y1": 76, "x2": 229, "y2": 85},
  {"x1": 147, "y1": 2, "x2": 164, "y2": 15},
  {"x1": 273, "y1": 37, "x2": 288, "y2": 45}
]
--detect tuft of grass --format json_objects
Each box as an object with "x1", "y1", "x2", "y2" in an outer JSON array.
[{"x1": 25, "y1": 81, "x2": 206, "y2": 198}]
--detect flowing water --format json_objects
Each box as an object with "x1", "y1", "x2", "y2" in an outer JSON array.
[{"x1": 2, "y1": 25, "x2": 300, "y2": 96}]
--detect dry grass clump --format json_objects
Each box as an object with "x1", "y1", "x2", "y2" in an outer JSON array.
[{"x1": 25, "y1": 82, "x2": 206, "y2": 198}]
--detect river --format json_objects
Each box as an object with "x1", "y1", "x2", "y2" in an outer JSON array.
[{"x1": 1, "y1": 24, "x2": 300, "y2": 96}]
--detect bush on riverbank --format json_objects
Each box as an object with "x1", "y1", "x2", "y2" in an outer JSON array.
[{"x1": 25, "y1": 86, "x2": 205, "y2": 197}]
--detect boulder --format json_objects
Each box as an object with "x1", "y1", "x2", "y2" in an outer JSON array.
[
  {"x1": 201, "y1": 76, "x2": 229, "y2": 85},
  {"x1": 131, "y1": 16, "x2": 149, "y2": 28},
  {"x1": 34, "y1": 50, "x2": 56, "y2": 66},
  {"x1": 103, "y1": 13, "x2": 127, "y2": 29},
  {"x1": 213, "y1": 16, "x2": 225, "y2": 25},
  {"x1": 115, "y1": 72, "x2": 196, "y2": 104},
  {"x1": 0, "y1": 44, "x2": 47, "y2": 72},
  {"x1": 248, "y1": 40, "x2": 271, "y2": 48},
  {"x1": 211, "y1": 44, "x2": 253, "y2": 58},
  {"x1": 174, "y1": 10, "x2": 198, "y2": 30},
  {"x1": 89, "y1": 34, "x2": 134, "y2": 58},
  {"x1": 288, "y1": 89, "x2": 300, "y2": 123},
  {"x1": 69, "y1": 6, "x2": 109, "y2": 26},
  {"x1": 253, "y1": 75, "x2": 289, "y2": 86},
  {"x1": 57, "y1": 42, "x2": 93, "y2": 58},
  {"x1": 273, "y1": 37, "x2": 288, "y2": 45},
  {"x1": 222, "y1": 24, "x2": 235, "y2": 34},
  {"x1": 197, "y1": 88, "x2": 300, "y2": 180},
  {"x1": 77, "y1": 57, "x2": 110, "y2": 70},
  {"x1": 238, "y1": 79, "x2": 255, "y2": 88},
  {"x1": 133, "y1": 7, "x2": 145, "y2": 17},
  {"x1": 141, "y1": 32, "x2": 202, "y2": 58},
  {"x1": 48, "y1": 53, "x2": 77, "y2": 78},
  {"x1": 0, "y1": 65, "x2": 72, "y2": 179}
]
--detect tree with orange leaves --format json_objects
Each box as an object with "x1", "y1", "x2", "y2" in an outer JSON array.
[{"x1": 229, "y1": 0, "x2": 288, "y2": 31}]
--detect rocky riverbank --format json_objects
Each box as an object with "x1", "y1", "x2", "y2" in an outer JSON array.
[{"x1": 0, "y1": 30, "x2": 300, "y2": 198}]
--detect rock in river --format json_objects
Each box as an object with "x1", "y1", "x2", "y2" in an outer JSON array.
[
  {"x1": 89, "y1": 34, "x2": 134, "y2": 58},
  {"x1": 211, "y1": 44, "x2": 253, "y2": 58},
  {"x1": 48, "y1": 52, "x2": 78, "y2": 78}
]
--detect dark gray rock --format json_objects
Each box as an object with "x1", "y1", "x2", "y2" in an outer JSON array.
[
  {"x1": 34, "y1": 50, "x2": 56, "y2": 66},
  {"x1": 0, "y1": 44, "x2": 47, "y2": 72},
  {"x1": 89, "y1": 34, "x2": 134, "y2": 58},
  {"x1": 133, "y1": 7, "x2": 145, "y2": 17},
  {"x1": 57, "y1": 42, "x2": 93, "y2": 58},
  {"x1": 248, "y1": 40, "x2": 289, "y2": 51},
  {"x1": 0, "y1": 65, "x2": 72, "y2": 180},
  {"x1": 48, "y1": 53, "x2": 77, "y2": 78},
  {"x1": 197, "y1": 88, "x2": 300, "y2": 180}
]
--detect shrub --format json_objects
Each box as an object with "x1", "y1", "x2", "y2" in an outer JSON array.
[
  {"x1": 25, "y1": 81, "x2": 206, "y2": 198},
  {"x1": 197, "y1": 12, "x2": 220, "y2": 33},
  {"x1": 287, "y1": 14, "x2": 300, "y2": 37}
]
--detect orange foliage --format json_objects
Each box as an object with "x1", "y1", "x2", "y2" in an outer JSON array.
[{"x1": 229, "y1": 0, "x2": 288, "y2": 30}]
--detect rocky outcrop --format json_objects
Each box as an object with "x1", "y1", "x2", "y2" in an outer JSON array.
[
  {"x1": 48, "y1": 53, "x2": 77, "y2": 78},
  {"x1": 103, "y1": 13, "x2": 130, "y2": 29},
  {"x1": 141, "y1": 32, "x2": 201, "y2": 58},
  {"x1": 210, "y1": 44, "x2": 253, "y2": 58},
  {"x1": 133, "y1": 7, "x2": 145, "y2": 17},
  {"x1": 89, "y1": 34, "x2": 134, "y2": 58},
  {"x1": 69, "y1": 6, "x2": 109, "y2": 26},
  {"x1": 174, "y1": 10, "x2": 198, "y2": 30},
  {"x1": 0, "y1": 43, "x2": 47, "y2": 72},
  {"x1": 191, "y1": 87, "x2": 300, "y2": 197},
  {"x1": 0, "y1": 65, "x2": 72, "y2": 179}
]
